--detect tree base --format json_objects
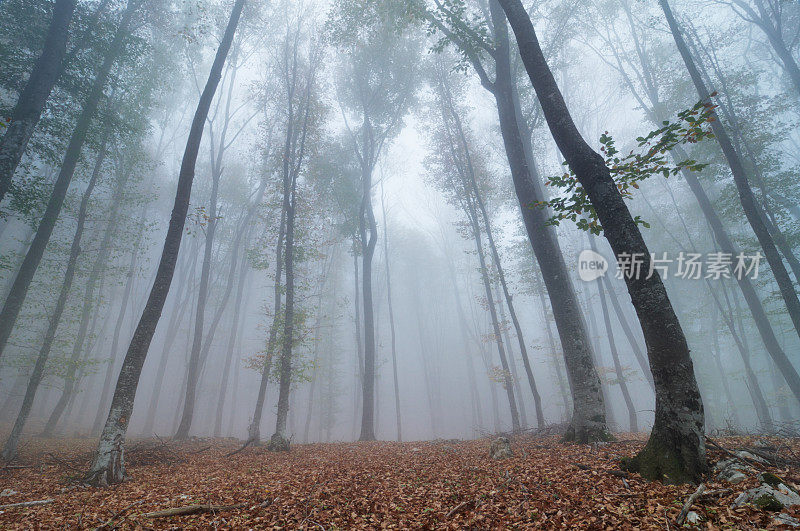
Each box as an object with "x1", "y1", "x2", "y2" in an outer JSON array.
[
  {"x1": 266, "y1": 433, "x2": 290, "y2": 452},
  {"x1": 561, "y1": 418, "x2": 614, "y2": 444},
  {"x1": 84, "y1": 447, "x2": 125, "y2": 487},
  {"x1": 621, "y1": 432, "x2": 705, "y2": 484}
]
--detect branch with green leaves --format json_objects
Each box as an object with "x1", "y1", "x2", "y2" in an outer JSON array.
[{"x1": 537, "y1": 98, "x2": 718, "y2": 234}]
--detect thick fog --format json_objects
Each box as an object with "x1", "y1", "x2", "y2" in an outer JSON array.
[{"x1": 0, "y1": 0, "x2": 798, "y2": 461}]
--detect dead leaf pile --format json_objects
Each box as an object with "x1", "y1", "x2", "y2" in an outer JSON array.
[{"x1": 0, "y1": 434, "x2": 798, "y2": 528}]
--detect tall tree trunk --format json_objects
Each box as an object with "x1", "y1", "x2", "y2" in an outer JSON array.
[
  {"x1": 0, "y1": 0, "x2": 77, "y2": 204},
  {"x1": 486, "y1": 2, "x2": 607, "y2": 441},
  {"x1": 612, "y1": 0, "x2": 800, "y2": 407},
  {"x1": 465, "y1": 192, "x2": 520, "y2": 431},
  {"x1": 499, "y1": 0, "x2": 705, "y2": 482},
  {"x1": 1, "y1": 135, "x2": 107, "y2": 460},
  {"x1": 248, "y1": 207, "x2": 285, "y2": 443},
  {"x1": 270, "y1": 170, "x2": 297, "y2": 450},
  {"x1": 538, "y1": 291, "x2": 571, "y2": 419},
  {"x1": 140, "y1": 241, "x2": 199, "y2": 436},
  {"x1": 437, "y1": 70, "x2": 544, "y2": 428},
  {"x1": 494, "y1": 282, "x2": 528, "y2": 428},
  {"x1": 710, "y1": 303, "x2": 742, "y2": 428},
  {"x1": 660, "y1": 0, "x2": 800, "y2": 340},
  {"x1": 213, "y1": 229, "x2": 253, "y2": 437},
  {"x1": 380, "y1": 181, "x2": 402, "y2": 441},
  {"x1": 0, "y1": 0, "x2": 139, "y2": 364},
  {"x1": 358, "y1": 154, "x2": 378, "y2": 441},
  {"x1": 90, "y1": 187, "x2": 150, "y2": 436},
  {"x1": 85, "y1": 0, "x2": 245, "y2": 486}
]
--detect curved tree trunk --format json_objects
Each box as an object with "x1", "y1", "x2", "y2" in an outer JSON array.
[
  {"x1": 499, "y1": 0, "x2": 705, "y2": 482},
  {"x1": 488, "y1": 7, "x2": 606, "y2": 441},
  {"x1": 85, "y1": 0, "x2": 245, "y2": 486}
]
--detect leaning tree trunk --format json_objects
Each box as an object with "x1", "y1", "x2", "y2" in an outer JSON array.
[
  {"x1": 85, "y1": 0, "x2": 245, "y2": 486},
  {"x1": 438, "y1": 72, "x2": 545, "y2": 428},
  {"x1": 1, "y1": 137, "x2": 107, "y2": 460},
  {"x1": 0, "y1": 0, "x2": 77, "y2": 204},
  {"x1": 660, "y1": 0, "x2": 800, "y2": 341},
  {"x1": 0, "y1": 0, "x2": 138, "y2": 365},
  {"x1": 487, "y1": 2, "x2": 606, "y2": 442},
  {"x1": 498, "y1": 0, "x2": 705, "y2": 483},
  {"x1": 91, "y1": 193, "x2": 150, "y2": 436},
  {"x1": 464, "y1": 192, "x2": 520, "y2": 432},
  {"x1": 613, "y1": 0, "x2": 799, "y2": 407}
]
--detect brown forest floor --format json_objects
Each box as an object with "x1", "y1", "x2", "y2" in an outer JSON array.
[{"x1": 0, "y1": 433, "x2": 799, "y2": 529}]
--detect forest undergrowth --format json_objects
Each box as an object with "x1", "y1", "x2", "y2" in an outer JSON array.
[{"x1": 1, "y1": 432, "x2": 799, "y2": 529}]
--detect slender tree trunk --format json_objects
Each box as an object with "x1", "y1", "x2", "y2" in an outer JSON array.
[
  {"x1": 213, "y1": 229, "x2": 253, "y2": 437},
  {"x1": 248, "y1": 207, "x2": 285, "y2": 443},
  {"x1": 270, "y1": 172, "x2": 297, "y2": 450},
  {"x1": 499, "y1": 0, "x2": 705, "y2": 482},
  {"x1": 0, "y1": 0, "x2": 77, "y2": 204},
  {"x1": 613, "y1": 1, "x2": 800, "y2": 407},
  {"x1": 661, "y1": 0, "x2": 800, "y2": 340},
  {"x1": 486, "y1": 2, "x2": 606, "y2": 441},
  {"x1": 90, "y1": 189, "x2": 150, "y2": 435},
  {"x1": 358, "y1": 157, "x2": 378, "y2": 441},
  {"x1": 380, "y1": 181, "x2": 402, "y2": 441},
  {"x1": 173, "y1": 166, "x2": 222, "y2": 439},
  {"x1": 539, "y1": 292, "x2": 570, "y2": 419},
  {"x1": 85, "y1": 0, "x2": 245, "y2": 485},
  {"x1": 494, "y1": 282, "x2": 528, "y2": 428},
  {"x1": 1, "y1": 136, "x2": 107, "y2": 460},
  {"x1": 0, "y1": 0, "x2": 139, "y2": 364},
  {"x1": 465, "y1": 193, "x2": 520, "y2": 431},
  {"x1": 710, "y1": 303, "x2": 741, "y2": 428},
  {"x1": 438, "y1": 71, "x2": 544, "y2": 428}
]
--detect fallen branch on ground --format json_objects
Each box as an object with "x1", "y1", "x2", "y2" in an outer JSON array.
[
  {"x1": 676, "y1": 483, "x2": 705, "y2": 526},
  {"x1": 138, "y1": 498, "x2": 270, "y2": 518},
  {"x1": 189, "y1": 445, "x2": 212, "y2": 455},
  {"x1": 446, "y1": 499, "x2": 475, "y2": 518},
  {"x1": 225, "y1": 437, "x2": 255, "y2": 457},
  {"x1": 0, "y1": 499, "x2": 54, "y2": 510}
]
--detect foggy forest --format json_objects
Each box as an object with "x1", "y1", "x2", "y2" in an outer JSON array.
[{"x1": 0, "y1": 0, "x2": 799, "y2": 527}]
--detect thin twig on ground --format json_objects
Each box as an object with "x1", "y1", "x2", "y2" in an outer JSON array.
[{"x1": 676, "y1": 483, "x2": 705, "y2": 526}]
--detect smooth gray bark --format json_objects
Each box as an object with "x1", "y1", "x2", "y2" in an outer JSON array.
[{"x1": 85, "y1": 0, "x2": 245, "y2": 485}]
